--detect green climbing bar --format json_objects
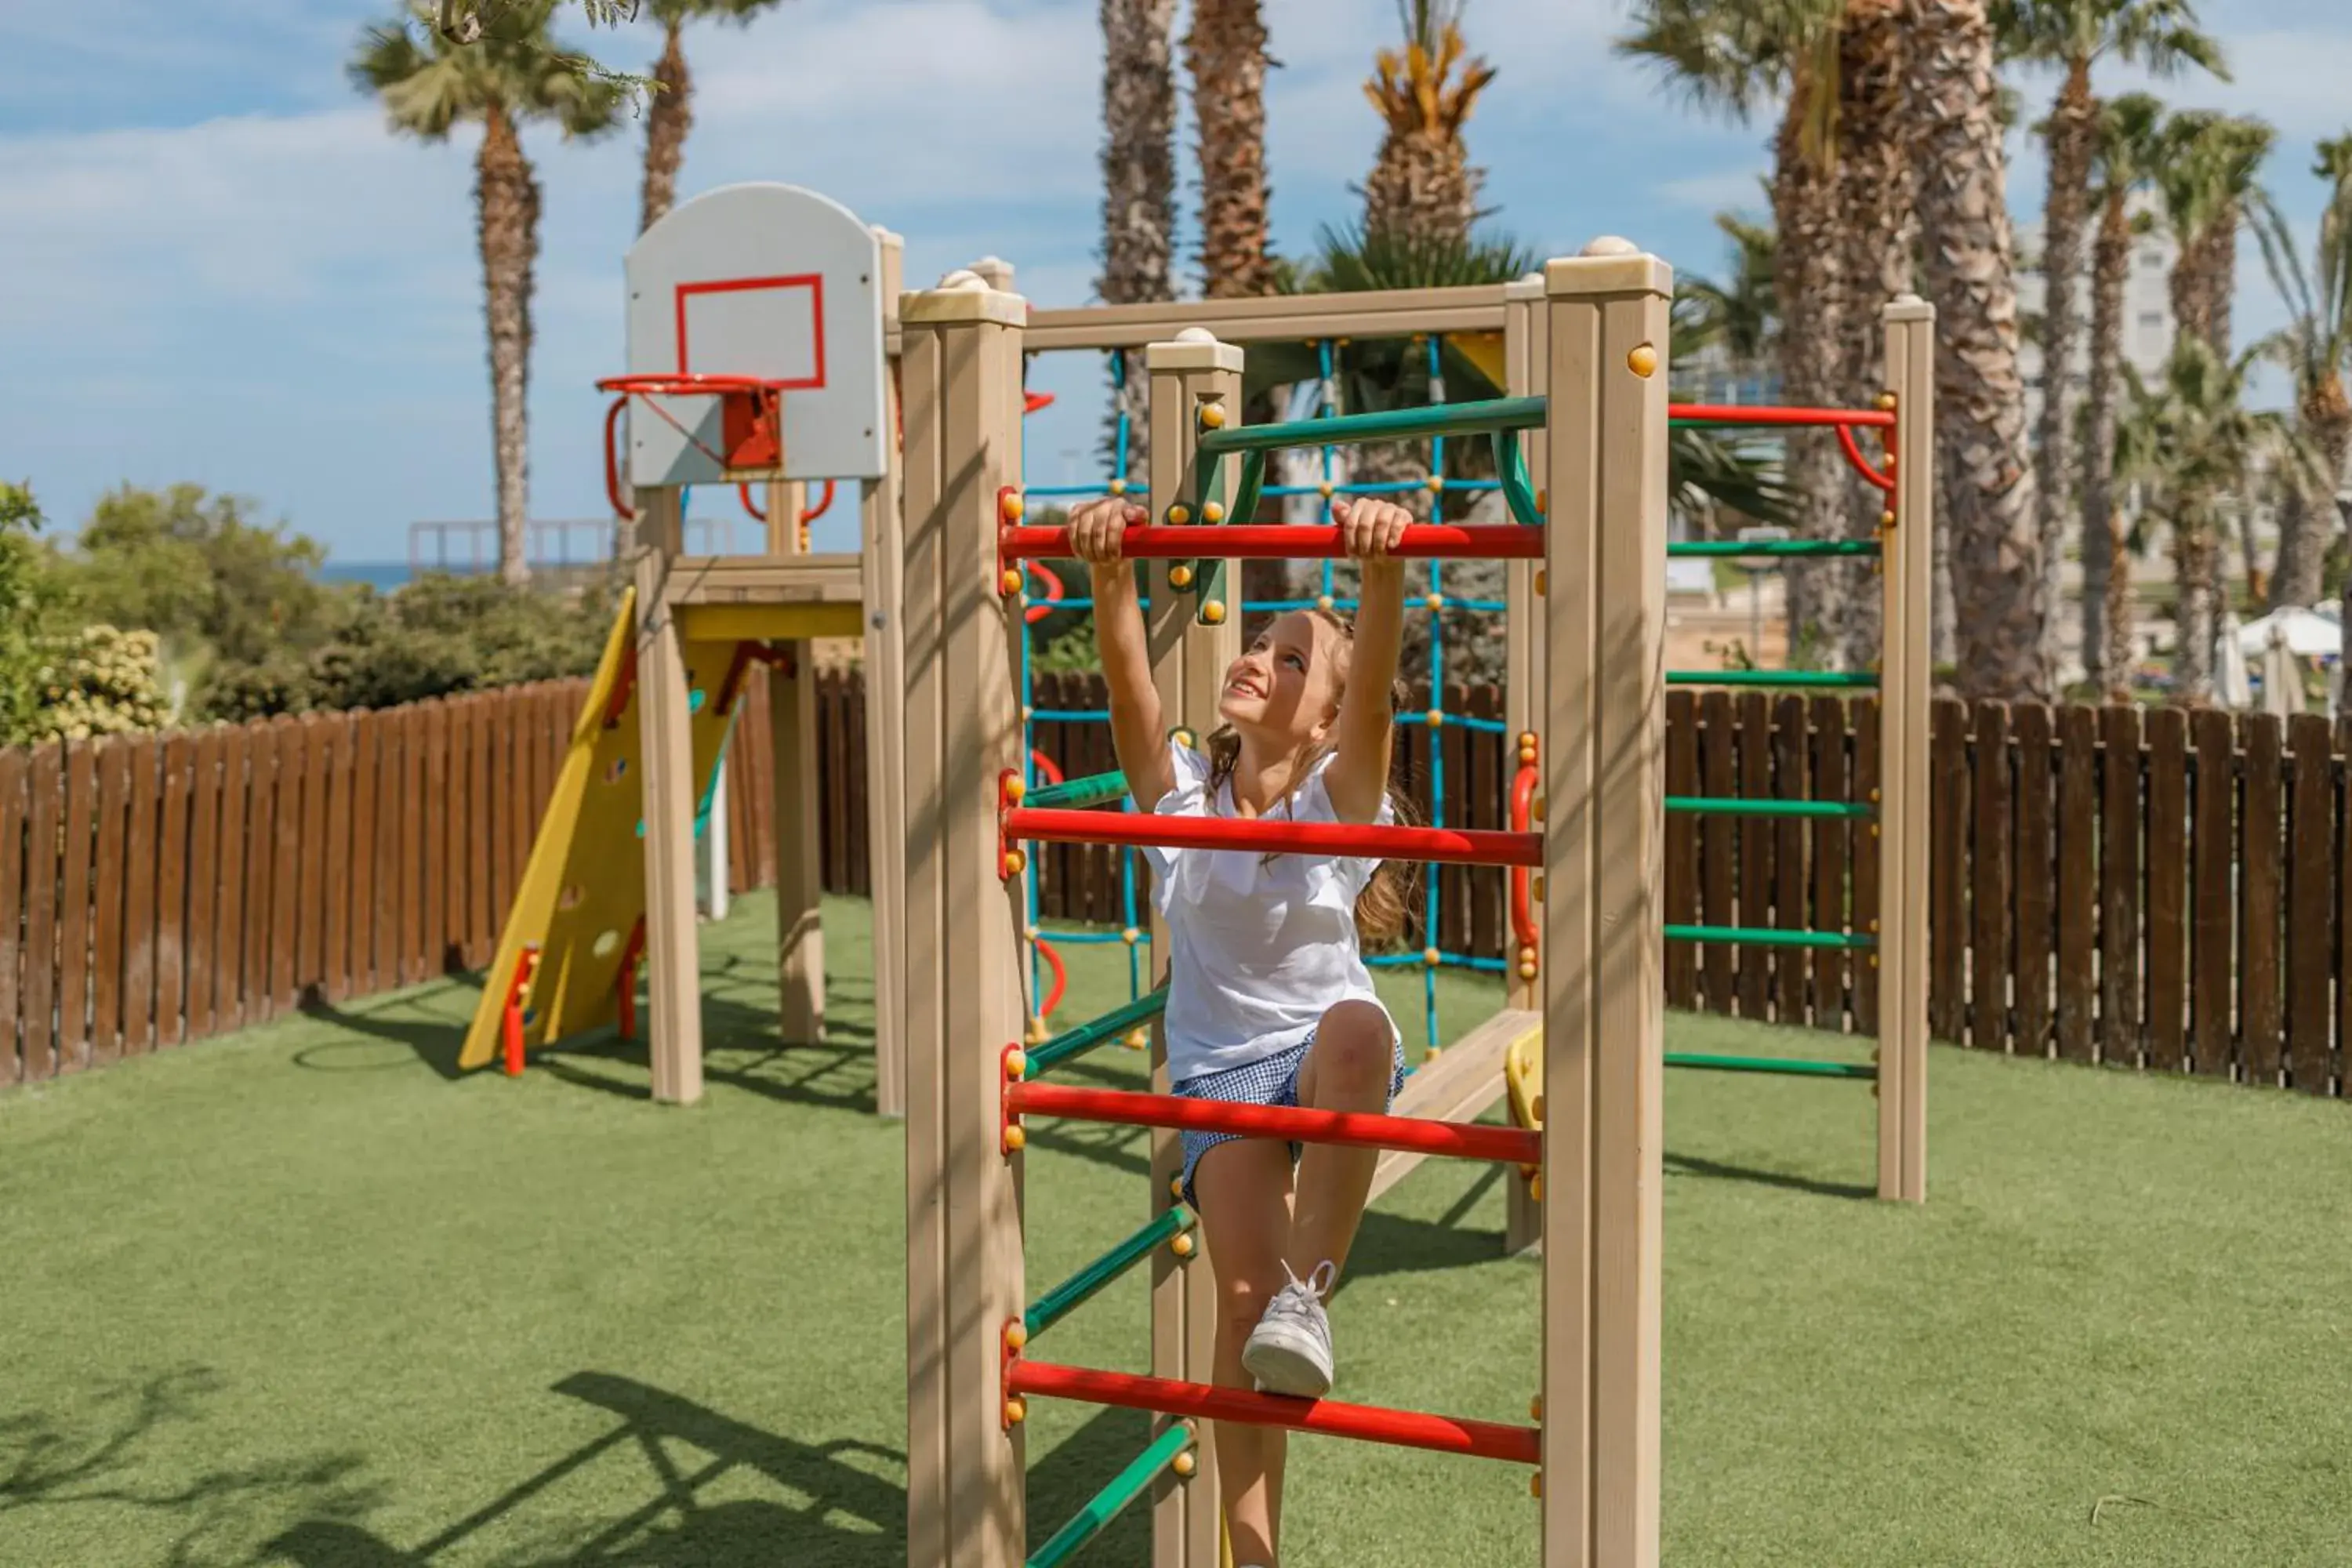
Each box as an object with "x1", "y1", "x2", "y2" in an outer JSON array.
[
  {"x1": 1664, "y1": 924, "x2": 1875, "y2": 951},
  {"x1": 1027, "y1": 988, "x2": 1171, "y2": 1076},
  {"x1": 1665, "y1": 1051, "x2": 1878, "y2": 1080},
  {"x1": 1196, "y1": 396, "x2": 1546, "y2": 456},
  {"x1": 1026, "y1": 1421, "x2": 1195, "y2": 1568},
  {"x1": 1665, "y1": 539, "x2": 1881, "y2": 558},
  {"x1": 1025, "y1": 1207, "x2": 1196, "y2": 1341},
  {"x1": 1667, "y1": 670, "x2": 1881, "y2": 689},
  {"x1": 1665, "y1": 797, "x2": 1875, "y2": 819},
  {"x1": 1029, "y1": 769, "x2": 1130, "y2": 811}
]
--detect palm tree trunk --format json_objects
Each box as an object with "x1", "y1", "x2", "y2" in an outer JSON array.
[
  {"x1": 1903, "y1": 0, "x2": 2047, "y2": 700},
  {"x1": 1830, "y1": 0, "x2": 1912, "y2": 671},
  {"x1": 478, "y1": 100, "x2": 539, "y2": 586},
  {"x1": 639, "y1": 19, "x2": 692, "y2": 234},
  {"x1": 2035, "y1": 60, "x2": 2096, "y2": 677},
  {"x1": 2172, "y1": 502, "x2": 2214, "y2": 702},
  {"x1": 1099, "y1": 0, "x2": 1178, "y2": 486},
  {"x1": 2079, "y1": 191, "x2": 2129, "y2": 695},
  {"x1": 1185, "y1": 0, "x2": 1276, "y2": 300},
  {"x1": 2103, "y1": 510, "x2": 2136, "y2": 695},
  {"x1": 1773, "y1": 88, "x2": 1846, "y2": 669}
]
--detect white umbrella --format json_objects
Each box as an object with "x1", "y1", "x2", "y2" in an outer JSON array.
[
  {"x1": 2236, "y1": 605, "x2": 2343, "y2": 659},
  {"x1": 2216, "y1": 608, "x2": 2253, "y2": 708}
]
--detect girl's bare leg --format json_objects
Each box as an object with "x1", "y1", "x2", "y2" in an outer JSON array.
[
  {"x1": 1192, "y1": 1138, "x2": 1298, "y2": 1567},
  {"x1": 1288, "y1": 998, "x2": 1396, "y2": 1276}
]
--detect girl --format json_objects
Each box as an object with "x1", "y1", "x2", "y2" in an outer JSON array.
[{"x1": 1065, "y1": 492, "x2": 1417, "y2": 1568}]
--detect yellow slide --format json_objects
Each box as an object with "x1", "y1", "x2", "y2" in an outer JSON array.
[
  {"x1": 458, "y1": 590, "x2": 747, "y2": 1071},
  {"x1": 1504, "y1": 1022, "x2": 1544, "y2": 1181}
]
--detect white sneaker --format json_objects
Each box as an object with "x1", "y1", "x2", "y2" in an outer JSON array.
[{"x1": 1241, "y1": 1259, "x2": 1338, "y2": 1398}]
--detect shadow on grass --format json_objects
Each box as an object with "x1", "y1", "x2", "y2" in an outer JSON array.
[
  {"x1": 1664, "y1": 1150, "x2": 1875, "y2": 1202},
  {"x1": 0, "y1": 1367, "x2": 381, "y2": 1565},
  {"x1": 266, "y1": 1372, "x2": 906, "y2": 1566}
]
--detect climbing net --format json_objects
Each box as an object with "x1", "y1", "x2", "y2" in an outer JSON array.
[{"x1": 1014, "y1": 336, "x2": 1515, "y2": 1061}]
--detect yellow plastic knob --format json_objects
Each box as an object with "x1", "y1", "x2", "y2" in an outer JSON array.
[
  {"x1": 1171, "y1": 1232, "x2": 1196, "y2": 1258},
  {"x1": 1425, "y1": 474, "x2": 1445, "y2": 492},
  {"x1": 1518, "y1": 960, "x2": 1538, "y2": 981},
  {"x1": 1201, "y1": 601, "x2": 1227, "y2": 625},
  {"x1": 1528, "y1": 1173, "x2": 1543, "y2": 1202},
  {"x1": 1004, "y1": 1322, "x2": 1029, "y2": 1352},
  {"x1": 1122, "y1": 926, "x2": 1142, "y2": 946},
  {"x1": 1318, "y1": 481, "x2": 1335, "y2": 499},
  {"x1": 1424, "y1": 593, "x2": 1443, "y2": 611},
  {"x1": 1006, "y1": 1049, "x2": 1029, "y2": 1080},
  {"x1": 1170, "y1": 1175, "x2": 1186, "y2": 1200},
  {"x1": 1109, "y1": 477, "x2": 1128, "y2": 496},
  {"x1": 1530, "y1": 1394, "x2": 1544, "y2": 1421},
  {"x1": 1532, "y1": 794, "x2": 1546, "y2": 823},
  {"x1": 1002, "y1": 1123, "x2": 1027, "y2": 1153},
  {"x1": 1003, "y1": 848, "x2": 1028, "y2": 877},
  {"x1": 1425, "y1": 709, "x2": 1445, "y2": 728},
  {"x1": 1423, "y1": 947, "x2": 1442, "y2": 967},
  {"x1": 1201, "y1": 502, "x2": 1225, "y2": 524},
  {"x1": 1004, "y1": 776, "x2": 1026, "y2": 804},
  {"x1": 1001, "y1": 491, "x2": 1026, "y2": 521},
  {"x1": 1627, "y1": 343, "x2": 1659, "y2": 379},
  {"x1": 1316, "y1": 594, "x2": 1336, "y2": 611},
  {"x1": 1876, "y1": 391, "x2": 1898, "y2": 412},
  {"x1": 1167, "y1": 504, "x2": 1192, "y2": 526},
  {"x1": 1172, "y1": 1450, "x2": 1198, "y2": 1478},
  {"x1": 1880, "y1": 510, "x2": 1897, "y2": 528},
  {"x1": 1004, "y1": 1396, "x2": 1028, "y2": 1426},
  {"x1": 1125, "y1": 1028, "x2": 1151, "y2": 1051},
  {"x1": 1530, "y1": 1471, "x2": 1544, "y2": 1499},
  {"x1": 1534, "y1": 568, "x2": 1547, "y2": 596},
  {"x1": 1170, "y1": 564, "x2": 1195, "y2": 589},
  {"x1": 1199, "y1": 403, "x2": 1226, "y2": 430},
  {"x1": 1000, "y1": 568, "x2": 1023, "y2": 596}
]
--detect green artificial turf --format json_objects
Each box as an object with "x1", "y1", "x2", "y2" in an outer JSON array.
[{"x1": 4, "y1": 891, "x2": 2351, "y2": 1566}]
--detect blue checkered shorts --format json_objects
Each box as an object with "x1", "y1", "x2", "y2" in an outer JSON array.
[{"x1": 1174, "y1": 1024, "x2": 1407, "y2": 1207}]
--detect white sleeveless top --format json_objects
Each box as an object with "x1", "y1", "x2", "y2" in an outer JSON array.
[{"x1": 1134, "y1": 740, "x2": 1391, "y2": 1083}]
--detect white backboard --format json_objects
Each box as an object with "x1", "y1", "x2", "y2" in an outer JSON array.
[{"x1": 622, "y1": 183, "x2": 888, "y2": 487}]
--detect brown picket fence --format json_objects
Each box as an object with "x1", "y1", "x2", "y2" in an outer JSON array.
[{"x1": 3, "y1": 674, "x2": 2349, "y2": 1098}]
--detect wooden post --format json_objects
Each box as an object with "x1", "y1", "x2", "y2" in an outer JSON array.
[
  {"x1": 866, "y1": 227, "x2": 910, "y2": 1117},
  {"x1": 900, "y1": 270, "x2": 1029, "y2": 1568},
  {"x1": 633, "y1": 486, "x2": 705, "y2": 1105},
  {"x1": 1144, "y1": 328, "x2": 1240, "y2": 1568},
  {"x1": 1541, "y1": 239, "x2": 1668, "y2": 1568},
  {"x1": 1502, "y1": 273, "x2": 1545, "y2": 1259},
  {"x1": 760, "y1": 463, "x2": 826, "y2": 1047},
  {"x1": 1879, "y1": 295, "x2": 1934, "y2": 1203}
]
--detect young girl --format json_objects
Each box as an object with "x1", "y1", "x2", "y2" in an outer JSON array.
[{"x1": 1066, "y1": 492, "x2": 1417, "y2": 1568}]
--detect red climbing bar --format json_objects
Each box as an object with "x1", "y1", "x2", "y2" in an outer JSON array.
[
  {"x1": 1004, "y1": 807, "x2": 1541, "y2": 868},
  {"x1": 1007, "y1": 1361, "x2": 1541, "y2": 1465},
  {"x1": 997, "y1": 524, "x2": 1543, "y2": 562},
  {"x1": 1005, "y1": 1080, "x2": 1544, "y2": 1165},
  {"x1": 1668, "y1": 402, "x2": 1896, "y2": 428}
]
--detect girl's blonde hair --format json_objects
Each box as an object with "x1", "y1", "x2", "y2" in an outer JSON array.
[{"x1": 1202, "y1": 606, "x2": 1418, "y2": 949}]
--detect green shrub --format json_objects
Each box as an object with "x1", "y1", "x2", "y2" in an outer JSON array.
[{"x1": 31, "y1": 625, "x2": 169, "y2": 740}]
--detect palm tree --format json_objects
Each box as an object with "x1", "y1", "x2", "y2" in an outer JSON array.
[
  {"x1": 352, "y1": 3, "x2": 623, "y2": 586},
  {"x1": 1185, "y1": 0, "x2": 1276, "y2": 300},
  {"x1": 2250, "y1": 136, "x2": 2352, "y2": 617},
  {"x1": 2078, "y1": 92, "x2": 2166, "y2": 697},
  {"x1": 1617, "y1": 0, "x2": 1853, "y2": 666},
  {"x1": 1904, "y1": 0, "x2": 2048, "y2": 699},
  {"x1": 1994, "y1": 0, "x2": 2225, "y2": 667},
  {"x1": 636, "y1": 1, "x2": 788, "y2": 235},
  {"x1": 1098, "y1": 0, "x2": 1180, "y2": 484},
  {"x1": 1678, "y1": 207, "x2": 1780, "y2": 371},
  {"x1": 1360, "y1": 2, "x2": 1498, "y2": 244},
  {"x1": 2119, "y1": 338, "x2": 2321, "y2": 702},
  {"x1": 2158, "y1": 111, "x2": 2274, "y2": 355}
]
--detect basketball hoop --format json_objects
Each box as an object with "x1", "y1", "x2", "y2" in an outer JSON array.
[{"x1": 601, "y1": 370, "x2": 788, "y2": 478}]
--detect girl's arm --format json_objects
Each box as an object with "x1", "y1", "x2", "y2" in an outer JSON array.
[
  {"x1": 1067, "y1": 499, "x2": 1175, "y2": 811},
  {"x1": 1325, "y1": 498, "x2": 1410, "y2": 824}
]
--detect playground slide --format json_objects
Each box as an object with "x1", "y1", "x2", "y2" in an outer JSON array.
[{"x1": 457, "y1": 590, "x2": 746, "y2": 1072}]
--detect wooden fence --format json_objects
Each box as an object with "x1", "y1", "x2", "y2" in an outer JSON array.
[{"x1": 5, "y1": 674, "x2": 2350, "y2": 1100}]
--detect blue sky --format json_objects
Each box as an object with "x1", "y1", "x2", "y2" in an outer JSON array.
[{"x1": 5, "y1": 0, "x2": 2350, "y2": 563}]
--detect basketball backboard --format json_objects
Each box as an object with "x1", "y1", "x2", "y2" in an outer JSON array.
[{"x1": 618, "y1": 183, "x2": 888, "y2": 488}]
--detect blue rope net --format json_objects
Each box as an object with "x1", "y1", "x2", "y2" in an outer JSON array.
[{"x1": 1015, "y1": 334, "x2": 1515, "y2": 1059}]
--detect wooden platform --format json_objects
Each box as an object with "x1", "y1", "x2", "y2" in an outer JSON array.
[
  {"x1": 663, "y1": 553, "x2": 867, "y2": 642},
  {"x1": 1368, "y1": 1007, "x2": 1541, "y2": 1206}
]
